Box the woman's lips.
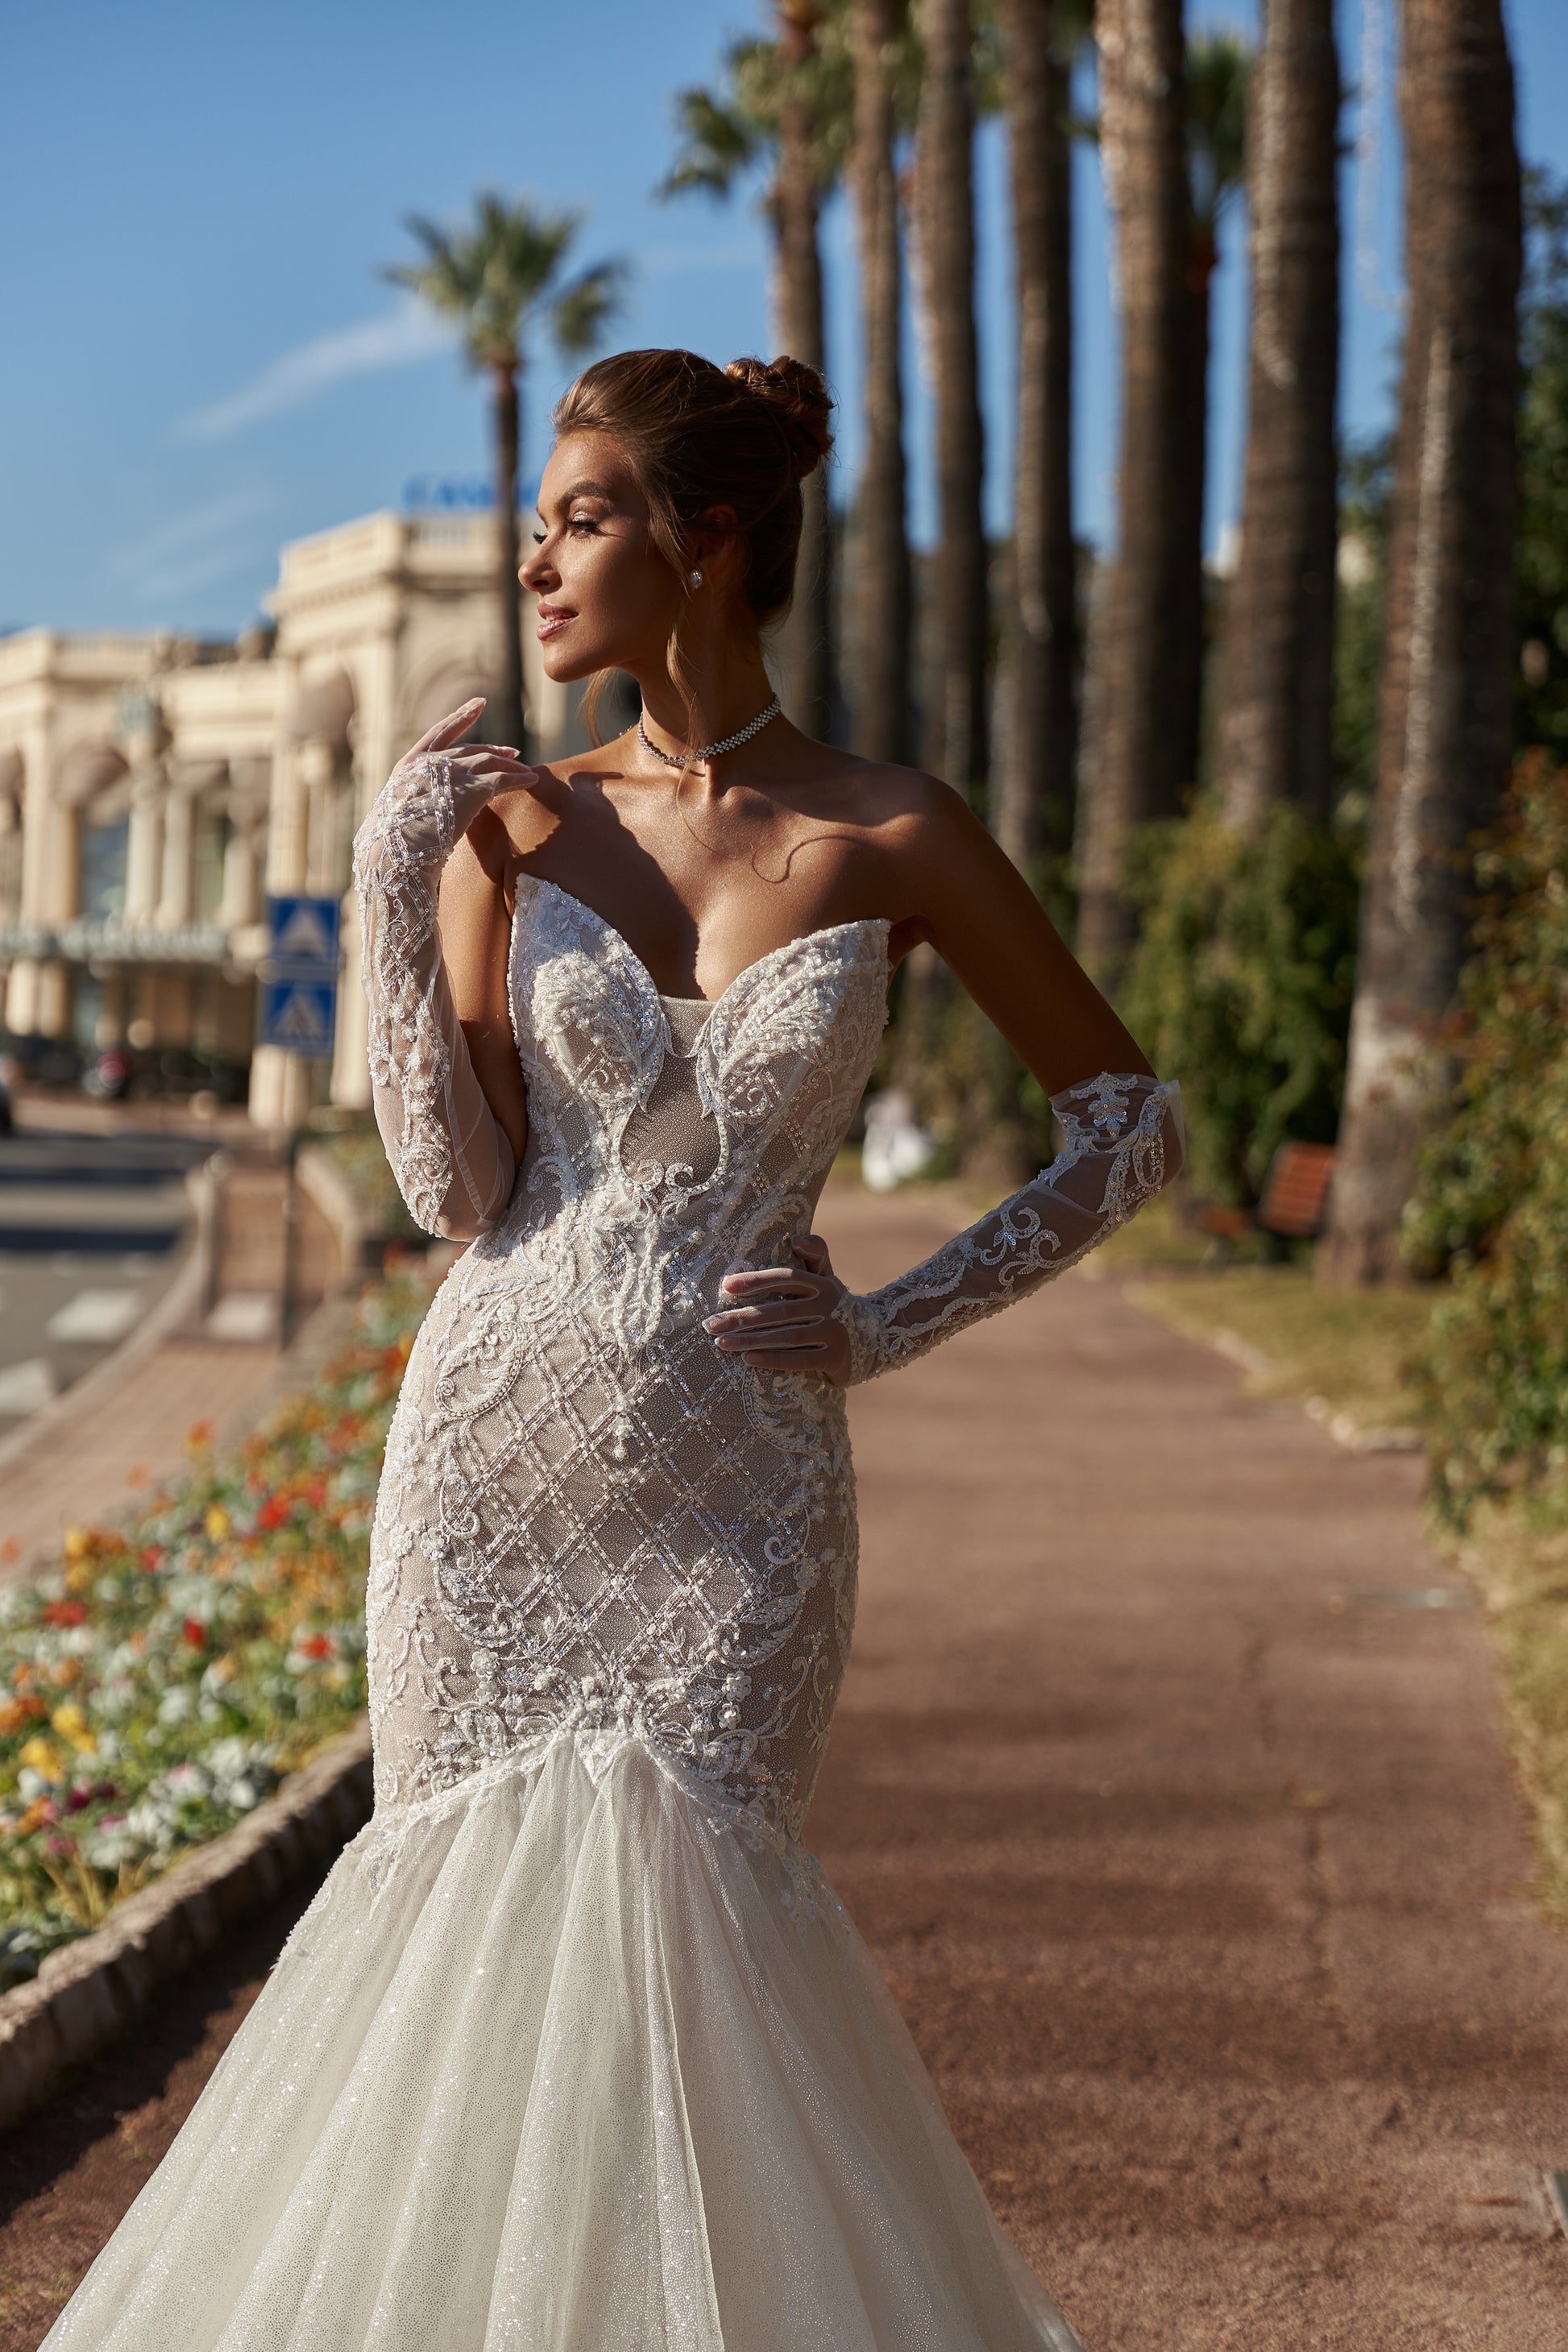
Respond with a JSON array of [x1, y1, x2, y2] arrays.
[[536, 607, 575, 641]]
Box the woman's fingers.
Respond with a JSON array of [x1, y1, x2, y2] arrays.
[[790, 1233, 835, 1277], [408, 699, 487, 758]]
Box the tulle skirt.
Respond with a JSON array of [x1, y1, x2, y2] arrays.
[[41, 1732, 1085, 2350]]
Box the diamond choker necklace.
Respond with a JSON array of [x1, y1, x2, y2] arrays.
[[637, 698, 782, 768]]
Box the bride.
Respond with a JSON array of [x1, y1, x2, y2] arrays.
[[44, 347, 1178, 2350]]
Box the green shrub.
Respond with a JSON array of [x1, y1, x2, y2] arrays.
[[1408, 757, 1568, 1518], [1118, 800, 1359, 1209]]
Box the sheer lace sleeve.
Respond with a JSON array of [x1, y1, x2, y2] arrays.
[[352, 753, 518, 1240], [835, 1071, 1182, 1385]]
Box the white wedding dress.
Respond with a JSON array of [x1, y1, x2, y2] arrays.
[[43, 754, 1177, 2352]]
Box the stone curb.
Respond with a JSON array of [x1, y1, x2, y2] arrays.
[[0, 1720, 372, 2132]]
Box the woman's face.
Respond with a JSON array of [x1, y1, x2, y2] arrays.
[[521, 431, 682, 684]]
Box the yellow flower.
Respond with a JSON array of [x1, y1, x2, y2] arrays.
[[205, 1504, 231, 1541], [18, 1736, 64, 1781], [50, 1703, 97, 1755], [63, 1527, 90, 1562]]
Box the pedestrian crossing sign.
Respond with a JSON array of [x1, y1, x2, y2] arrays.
[[260, 894, 341, 1058], [265, 894, 340, 971], [259, 978, 337, 1057]]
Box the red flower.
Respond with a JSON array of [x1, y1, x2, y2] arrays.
[[181, 1619, 208, 1649], [297, 1633, 334, 1660], [41, 1599, 87, 1628], [256, 1496, 289, 1532], [139, 1545, 166, 1573]]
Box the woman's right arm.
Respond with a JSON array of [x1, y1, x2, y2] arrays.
[[352, 703, 533, 1240]]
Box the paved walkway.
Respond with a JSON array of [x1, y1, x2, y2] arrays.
[[0, 1186, 1565, 2346]]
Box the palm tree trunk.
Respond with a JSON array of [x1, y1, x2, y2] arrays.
[[770, 2, 835, 740], [1318, 0, 1520, 1284], [1169, 221, 1214, 807], [998, 0, 1076, 868], [1215, 0, 1342, 832], [1076, 0, 1192, 974], [491, 362, 527, 754], [913, 0, 989, 801], [849, 0, 914, 765]]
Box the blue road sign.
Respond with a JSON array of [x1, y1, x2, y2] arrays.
[[259, 978, 337, 1057], [265, 894, 341, 972], [259, 895, 341, 1057]]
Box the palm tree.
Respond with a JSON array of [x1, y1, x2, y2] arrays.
[[1318, 0, 1520, 1284], [848, 0, 918, 765], [387, 196, 624, 753], [1076, 0, 1191, 973], [912, 0, 989, 803], [1170, 30, 1251, 799], [1213, 0, 1342, 832], [662, 7, 851, 739], [996, 0, 1086, 868]]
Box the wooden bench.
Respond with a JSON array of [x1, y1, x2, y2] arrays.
[[1197, 1141, 1338, 1244]]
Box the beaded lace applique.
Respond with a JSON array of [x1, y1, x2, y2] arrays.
[[355, 758, 1176, 1861]]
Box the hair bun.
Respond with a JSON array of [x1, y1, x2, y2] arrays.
[[725, 354, 834, 483]]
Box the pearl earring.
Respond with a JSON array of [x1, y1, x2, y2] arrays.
[[690, 568, 703, 587]]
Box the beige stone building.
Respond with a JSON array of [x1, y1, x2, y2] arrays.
[[0, 511, 587, 1126]]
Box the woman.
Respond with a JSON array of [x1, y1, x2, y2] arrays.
[[45, 350, 1178, 2350]]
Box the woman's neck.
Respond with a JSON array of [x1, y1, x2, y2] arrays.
[[632, 646, 778, 765]]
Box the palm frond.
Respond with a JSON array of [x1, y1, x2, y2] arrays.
[[1187, 29, 1253, 230], [551, 259, 629, 357], [658, 85, 762, 199], [384, 193, 628, 372]]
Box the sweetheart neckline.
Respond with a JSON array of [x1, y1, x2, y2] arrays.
[[511, 873, 891, 1017]]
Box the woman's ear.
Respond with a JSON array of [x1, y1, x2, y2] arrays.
[[689, 504, 741, 588]]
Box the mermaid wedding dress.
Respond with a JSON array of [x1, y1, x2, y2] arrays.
[[42, 753, 1177, 2352]]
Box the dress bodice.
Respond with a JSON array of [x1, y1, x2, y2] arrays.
[[469, 876, 892, 1348], [366, 878, 891, 1845]]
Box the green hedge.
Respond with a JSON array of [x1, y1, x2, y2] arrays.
[[1408, 757, 1568, 1519]]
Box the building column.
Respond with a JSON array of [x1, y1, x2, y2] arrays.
[[218, 807, 263, 929], [249, 732, 316, 1131], [123, 765, 165, 927], [156, 786, 195, 930]]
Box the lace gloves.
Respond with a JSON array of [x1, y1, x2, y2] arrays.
[[353, 754, 517, 1239], [833, 1072, 1181, 1385]]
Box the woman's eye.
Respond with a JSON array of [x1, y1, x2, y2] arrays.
[[569, 515, 599, 535], [530, 531, 545, 545]]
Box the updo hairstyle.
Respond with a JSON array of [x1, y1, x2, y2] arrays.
[[552, 348, 833, 740]]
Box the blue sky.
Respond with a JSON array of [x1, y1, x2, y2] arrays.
[[3, 0, 1564, 637]]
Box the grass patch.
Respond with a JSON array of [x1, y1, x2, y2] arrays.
[[1123, 1264, 1440, 1434]]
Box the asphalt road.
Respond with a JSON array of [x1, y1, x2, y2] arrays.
[[0, 1130, 211, 1430]]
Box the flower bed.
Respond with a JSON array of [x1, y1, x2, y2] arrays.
[[0, 1259, 436, 1990]]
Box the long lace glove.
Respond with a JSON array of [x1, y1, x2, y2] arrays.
[[834, 1072, 1182, 1385], [352, 753, 518, 1239]]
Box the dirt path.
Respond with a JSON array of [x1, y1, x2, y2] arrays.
[[2, 1186, 1565, 2347]]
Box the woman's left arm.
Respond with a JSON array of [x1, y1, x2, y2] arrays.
[[708, 789, 1183, 1383]]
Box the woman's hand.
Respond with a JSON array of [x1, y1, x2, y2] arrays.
[[399, 699, 539, 818], [704, 1234, 853, 1383]]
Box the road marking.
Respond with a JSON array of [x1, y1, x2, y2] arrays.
[[45, 1290, 143, 1345], [0, 1359, 57, 1414]]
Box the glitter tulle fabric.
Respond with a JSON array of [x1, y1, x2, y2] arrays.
[[39, 753, 1179, 2350]]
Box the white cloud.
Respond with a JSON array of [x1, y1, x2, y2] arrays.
[[178, 298, 452, 442], [107, 489, 275, 606]]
